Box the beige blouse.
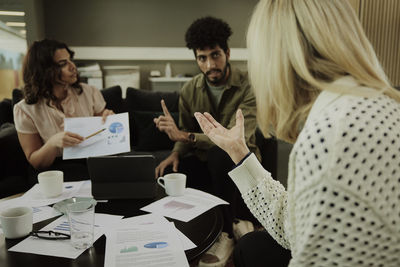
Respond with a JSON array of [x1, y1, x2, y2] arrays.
[[13, 83, 106, 150]]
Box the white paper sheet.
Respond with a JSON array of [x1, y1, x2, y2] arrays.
[[32, 206, 62, 223], [110, 213, 170, 228], [63, 112, 130, 159], [0, 181, 85, 212], [72, 180, 93, 198], [106, 214, 196, 251], [140, 188, 229, 222], [104, 214, 189, 267], [170, 222, 196, 251], [9, 213, 123, 259]]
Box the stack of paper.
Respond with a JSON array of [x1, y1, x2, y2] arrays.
[[141, 188, 229, 222], [77, 63, 103, 89], [104, 214, 192, 267], [103, 65, 140, 98]]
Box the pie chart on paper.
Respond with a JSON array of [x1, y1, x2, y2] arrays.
[[109, 122, 124, 134], [144, 242, 168, 249]]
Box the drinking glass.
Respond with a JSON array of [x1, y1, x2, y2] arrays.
[[66, 200, 96, 249]]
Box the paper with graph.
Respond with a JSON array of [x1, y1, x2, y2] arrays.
[[104, 214, 190, 267], [140, 188, 229, 222], [63, 112, 130, 159]]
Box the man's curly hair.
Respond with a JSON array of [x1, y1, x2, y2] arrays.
[[185, 16, 232, 54]]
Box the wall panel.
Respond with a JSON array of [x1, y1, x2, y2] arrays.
[[348, 0, 360, 15], [359, 0, 400, 86]]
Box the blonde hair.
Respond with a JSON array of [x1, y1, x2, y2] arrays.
[[247, 0, 400, 143]]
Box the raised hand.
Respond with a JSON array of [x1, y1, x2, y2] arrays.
[[194, 109, 250, 164], [154, 99, 187, 142], [101, 108, 115, 123]]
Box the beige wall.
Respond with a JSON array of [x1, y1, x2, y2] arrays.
[[359, 0, 400, 86], [0, 70, 22, 100], [348, 0, 360, 15], [348, 0, 400, 86]]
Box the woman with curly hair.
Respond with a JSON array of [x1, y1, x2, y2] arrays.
[[14, 39, 113, 177]]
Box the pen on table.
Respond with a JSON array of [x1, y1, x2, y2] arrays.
[[85, 128, 106, 140]]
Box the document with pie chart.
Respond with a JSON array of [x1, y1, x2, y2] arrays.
[[63, 112, 130, 159]]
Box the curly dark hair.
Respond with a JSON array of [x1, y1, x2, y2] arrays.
[[185, 16, 232, 54], [22, 39, 82, 105]]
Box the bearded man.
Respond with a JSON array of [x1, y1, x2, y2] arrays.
[[154, 16, 260, 267]]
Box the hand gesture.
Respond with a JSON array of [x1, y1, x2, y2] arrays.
[[101, 108, 115, 123], [194, 109, 250, 164], [155, 151, 180, 178], [48, 131, 84, 148], [154, 99, 185, 142]]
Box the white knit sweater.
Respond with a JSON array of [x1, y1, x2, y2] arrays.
[[229, 77, 400, 266]]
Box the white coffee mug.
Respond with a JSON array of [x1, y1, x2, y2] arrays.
[[157, 173, 186, 196], [38, 170, 64, 198], [0, 206, 33, 239]]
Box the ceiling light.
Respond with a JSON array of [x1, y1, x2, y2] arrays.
[[0, 11, 25, 16], [6, 22, 26, 27]]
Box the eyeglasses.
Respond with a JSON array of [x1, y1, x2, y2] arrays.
[[30, 230, 70, 240]]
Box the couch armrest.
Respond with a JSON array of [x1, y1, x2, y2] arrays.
[[0, 98, 13, 127], [0, 123, 29, 179]]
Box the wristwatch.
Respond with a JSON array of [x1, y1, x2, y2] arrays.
[[188, 132, 196, 143]]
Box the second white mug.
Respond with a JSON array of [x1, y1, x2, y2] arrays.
[[37, 170, 64, 198], [157, 173, 186, 196]]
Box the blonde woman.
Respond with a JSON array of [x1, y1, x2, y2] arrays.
[[195, 0, 400, 266]]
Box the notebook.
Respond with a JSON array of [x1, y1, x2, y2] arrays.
[[87, 155, 156, 199]]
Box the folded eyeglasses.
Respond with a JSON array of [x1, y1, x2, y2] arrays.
[[30, 230, 70, 240]]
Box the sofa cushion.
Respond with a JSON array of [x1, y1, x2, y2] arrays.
[[100, 85, 124, 113], [12, 88, 23, 106], [125, 87, 179, 112], [131, 111, 178, 151], [0, 98, 13, 126], [125, 88, 180, 150]]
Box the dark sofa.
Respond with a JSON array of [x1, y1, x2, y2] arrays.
[[0, 86, 277, 198]]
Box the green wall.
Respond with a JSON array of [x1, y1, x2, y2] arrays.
[[42, 0, 258, 48], [29, 0, 258, 89]]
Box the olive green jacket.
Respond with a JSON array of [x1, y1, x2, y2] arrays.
[[172, 67, 260, 161]]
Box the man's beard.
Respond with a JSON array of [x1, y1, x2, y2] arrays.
[[203, 63, 229, 86]]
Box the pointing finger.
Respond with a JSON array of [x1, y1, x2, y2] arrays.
[[161, 99, 171, 116]]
